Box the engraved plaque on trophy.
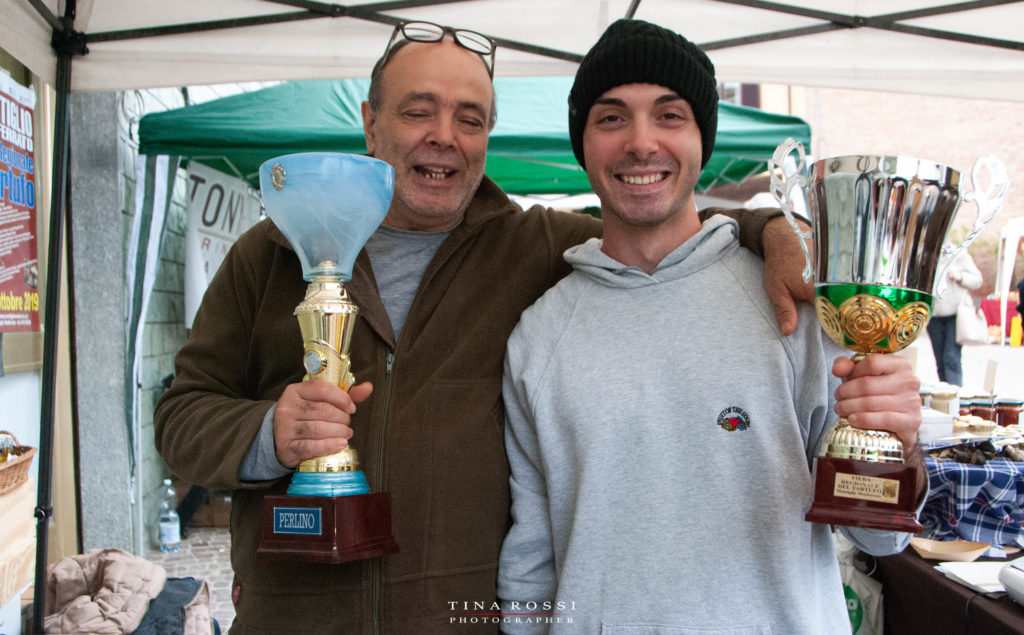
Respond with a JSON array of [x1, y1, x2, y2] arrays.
[[770, 139, 1007, 532], [255, 152, 399, 563]]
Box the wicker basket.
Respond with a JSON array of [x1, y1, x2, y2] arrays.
[[0, 431, 36, 498]]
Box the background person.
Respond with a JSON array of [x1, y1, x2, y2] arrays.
[[926, 245, 983, 385], [1016, 239, 1023, 326], [497, 19, 924, 633], [155, 21, 814, 634]]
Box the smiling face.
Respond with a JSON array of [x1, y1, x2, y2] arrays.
[[361, 38, 494, 232], [583, 82, 703, 228], [582, 83, 704, 270]]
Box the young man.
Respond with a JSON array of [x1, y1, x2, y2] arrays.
[[498, 19, 924, 633], [156, 21, 816, 633]]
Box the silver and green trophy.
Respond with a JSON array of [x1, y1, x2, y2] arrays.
[[770, 139, 1006, 532], [255, 152, 399, 563]]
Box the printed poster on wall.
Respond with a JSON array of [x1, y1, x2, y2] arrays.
[[0, 73, 38, 333], [184, 162, 261, 328]]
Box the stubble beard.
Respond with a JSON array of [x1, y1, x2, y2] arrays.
[[602, 158, 701, 228]]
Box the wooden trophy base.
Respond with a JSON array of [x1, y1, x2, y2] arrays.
[[257, 492, 399, 564], [805, 456, 923, 533]]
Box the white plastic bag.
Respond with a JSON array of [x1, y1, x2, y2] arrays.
[[956, 297, 989, 346], [835, 534, 884, 635]]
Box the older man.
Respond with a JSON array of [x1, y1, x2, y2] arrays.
[[156, 21, 809, 634], [498, 19, 924, 633]]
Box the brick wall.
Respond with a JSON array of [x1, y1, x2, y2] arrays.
[[116, 88, 190, 549]]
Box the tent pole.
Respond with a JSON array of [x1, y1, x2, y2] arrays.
[[32, 37, 73, 635]]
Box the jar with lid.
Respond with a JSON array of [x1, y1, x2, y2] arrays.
[[971, 396, 996, 422], [920, 386, 932, 409], [995, 397, 1023, 427], [959, 396, 975, 417]]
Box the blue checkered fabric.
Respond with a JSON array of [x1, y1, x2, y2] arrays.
[[920, 457, 1024, 550]]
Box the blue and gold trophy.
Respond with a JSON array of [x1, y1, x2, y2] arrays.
[[255, 152, 399, 563]]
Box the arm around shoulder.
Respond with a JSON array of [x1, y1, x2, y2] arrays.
[[700, 206, 784, 257], [708, 206, 816, 335], [541, 206, 603, 251]]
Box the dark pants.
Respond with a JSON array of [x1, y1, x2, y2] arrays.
[[177, 485, 211, 537], [927, 314, 962, 386]]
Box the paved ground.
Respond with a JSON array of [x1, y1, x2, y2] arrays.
[[142, 341, 1023, 634], [145, 527, 234, 632]]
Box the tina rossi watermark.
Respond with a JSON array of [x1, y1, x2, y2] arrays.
[[447, 600, 577, 625]]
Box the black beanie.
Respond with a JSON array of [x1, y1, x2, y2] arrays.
[[568, 19, 718, 170]]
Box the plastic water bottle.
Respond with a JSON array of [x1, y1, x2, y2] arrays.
[[158, 478, 181, 553]]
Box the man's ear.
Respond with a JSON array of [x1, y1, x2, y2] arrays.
[[361, 101, 377, 155]]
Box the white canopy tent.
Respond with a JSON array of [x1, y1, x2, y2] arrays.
[[3, 0, 1023, 627], [2, 0, 1023, 98]]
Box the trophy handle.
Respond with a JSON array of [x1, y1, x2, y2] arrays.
[[768, 138, 814, 283], [934, 154, 1008, 296]]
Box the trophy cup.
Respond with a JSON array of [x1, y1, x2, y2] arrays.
[[255, 152, 400, 563], [769, 139, 1007, 532]]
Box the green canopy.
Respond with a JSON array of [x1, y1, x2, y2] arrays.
[[139, 77, 810, 195]]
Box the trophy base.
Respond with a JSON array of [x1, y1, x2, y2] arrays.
[[805, 456, 923, 533], [257, 493, 399, 564]]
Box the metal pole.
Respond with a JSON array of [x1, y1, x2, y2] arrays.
[[31, 32, 73, 635]]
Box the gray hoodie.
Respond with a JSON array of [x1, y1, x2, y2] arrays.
[[498, 215, 912, 634]]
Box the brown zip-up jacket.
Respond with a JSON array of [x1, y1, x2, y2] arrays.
[[154, 176, 774, 633]]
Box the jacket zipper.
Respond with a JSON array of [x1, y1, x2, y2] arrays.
[[372, 351, 395, 635]]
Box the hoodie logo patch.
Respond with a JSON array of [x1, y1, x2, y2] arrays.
[[717, 406, 750, 431]]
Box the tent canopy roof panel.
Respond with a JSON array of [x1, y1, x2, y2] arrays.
[[3, 0, 1023, 100]]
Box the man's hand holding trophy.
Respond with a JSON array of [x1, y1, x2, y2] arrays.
[[769, 139, 1007, 532], [255, 152, 400, 563]]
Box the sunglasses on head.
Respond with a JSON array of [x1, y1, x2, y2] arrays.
[[381, 21, 496, 77]]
